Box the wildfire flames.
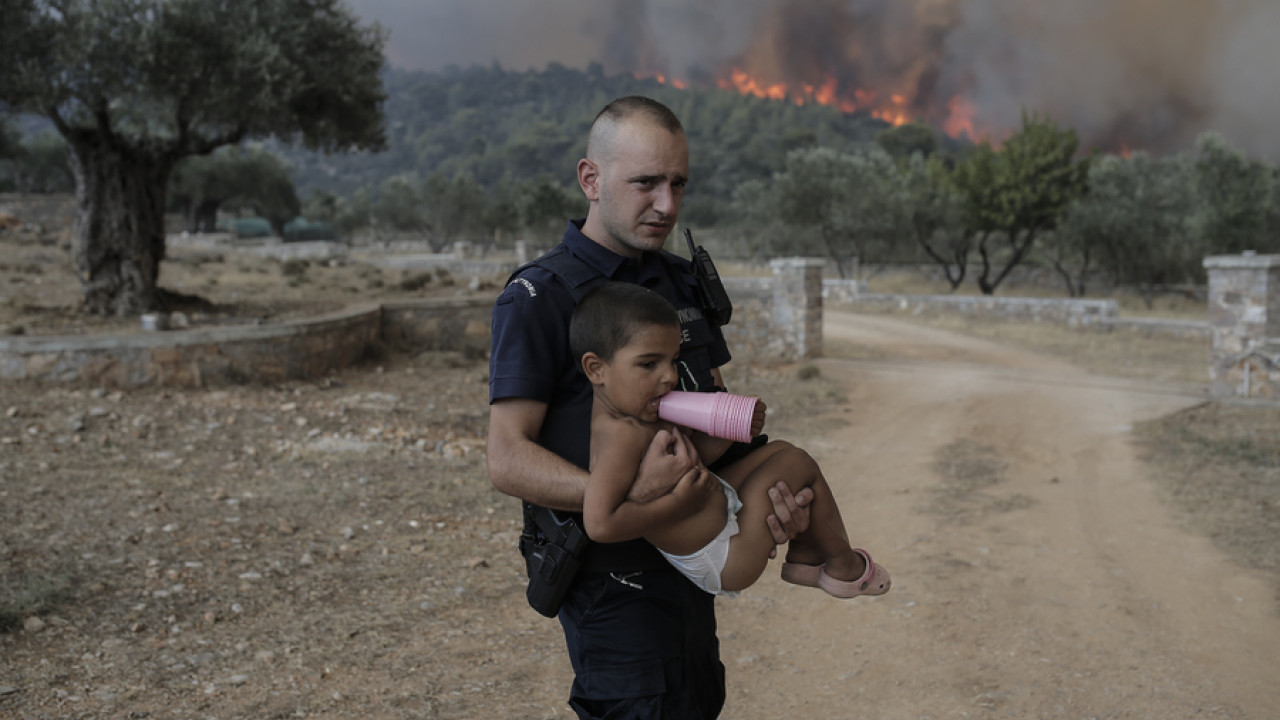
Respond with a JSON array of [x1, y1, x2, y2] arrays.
[[640, 67, 979, 140], [719, 68, 930, 128], [624, 0, 987, 142]]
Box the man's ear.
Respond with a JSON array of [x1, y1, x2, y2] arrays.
[[577, 158, 601, 203], [581, 352, 606, 383]]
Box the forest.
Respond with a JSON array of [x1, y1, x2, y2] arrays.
[[5, 60, 1280, 299]]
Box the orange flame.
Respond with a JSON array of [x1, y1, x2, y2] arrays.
[[639, 68, 977, 138], [942, 95, 976, 139]]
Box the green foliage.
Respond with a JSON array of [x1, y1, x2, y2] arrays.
[[283, 217, 336, 242], [302, 188, 370, 238], [513, 176, 586, 236], [773, 146, 906, 277], [1191, 132, 1278, 255], [953, 112, 1089, 294], [0, 0, 387, 155], [1056, 152, 1199, 300], [277, 64, 889, 235], [169, 145, 300, 233], [875, 122, 939, 161], [900, 154, 968, 289], [0, 128, 73, 192]]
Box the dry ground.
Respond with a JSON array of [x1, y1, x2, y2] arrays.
[[3, 229, 1279, 719]]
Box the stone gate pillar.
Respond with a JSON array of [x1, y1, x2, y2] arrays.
[[768, 257, 825, 360], [1204, 252, 1280, 399]]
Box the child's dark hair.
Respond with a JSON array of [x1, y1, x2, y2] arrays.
[[570, 282, 680, 362]]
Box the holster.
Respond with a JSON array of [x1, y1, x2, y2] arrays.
[[518, 502, 589, 618]]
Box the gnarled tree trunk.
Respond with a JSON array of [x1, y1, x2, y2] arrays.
[[67, 136, 172, 315]]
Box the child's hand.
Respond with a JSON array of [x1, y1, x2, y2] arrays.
[[750, 396, 767, 438], [629, 426, 699, 503], [671, 465, 716, 517]]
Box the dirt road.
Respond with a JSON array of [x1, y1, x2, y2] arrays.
[[714, 311, 1280, 719], [5, 307, 1279, 719]]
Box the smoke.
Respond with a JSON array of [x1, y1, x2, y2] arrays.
[[346, 0, 1280, 158]]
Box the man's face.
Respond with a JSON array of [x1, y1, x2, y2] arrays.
[[581, 121, 689, 258]]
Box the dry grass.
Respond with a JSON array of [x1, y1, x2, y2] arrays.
[[838, 303, 1209, 386], [1134, 403, 1280, 581]]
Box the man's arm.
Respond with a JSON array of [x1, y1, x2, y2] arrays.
[[487, 397, 702, 510], [487, 398, 587, 511]]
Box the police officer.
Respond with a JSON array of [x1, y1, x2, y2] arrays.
[[488, 96, 813, 719]]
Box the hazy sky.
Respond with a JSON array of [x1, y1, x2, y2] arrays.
[[345, 0, 1280, 158]]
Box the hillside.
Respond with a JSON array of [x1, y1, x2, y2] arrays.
[[275, 63, 942, 223]]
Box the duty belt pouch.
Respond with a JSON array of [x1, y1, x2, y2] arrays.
[[519, 502, 589, 617]]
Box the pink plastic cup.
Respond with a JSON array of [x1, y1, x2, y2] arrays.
[[658, 390, 760, 443]]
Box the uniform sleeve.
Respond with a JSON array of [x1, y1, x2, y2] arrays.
[[488, 272, 573, 404]]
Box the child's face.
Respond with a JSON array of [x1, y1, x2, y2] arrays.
[[596, 322, 682, 422]]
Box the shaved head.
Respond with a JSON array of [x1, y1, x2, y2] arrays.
[[586, 96, 685, 163]]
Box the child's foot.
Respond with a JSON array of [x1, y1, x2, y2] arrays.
[[817, 549, 890, 599], [780, 561, 823, 588]]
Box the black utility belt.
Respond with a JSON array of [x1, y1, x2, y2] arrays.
[[520, 505, 670, 616], [582, 539, 669, 573]]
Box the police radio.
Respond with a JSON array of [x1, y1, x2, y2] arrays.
[[684, 229, 733, 327]]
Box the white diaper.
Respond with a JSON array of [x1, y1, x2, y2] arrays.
[[659, 476, 743, 597]]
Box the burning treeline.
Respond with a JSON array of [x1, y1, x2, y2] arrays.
[[590, 0, 1280, 157]]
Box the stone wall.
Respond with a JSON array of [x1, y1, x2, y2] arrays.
[[380, 298, 493, 358], [0, 261, 822, 387], [1204, 253, 1280, 400], [719, 258, 825, 363], [825, 280, 1120, 327], [14, 252, 1221, 389], [1, 305, 382, 386]]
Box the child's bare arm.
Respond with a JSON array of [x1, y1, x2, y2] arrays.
[[584, 420, 714, 543]]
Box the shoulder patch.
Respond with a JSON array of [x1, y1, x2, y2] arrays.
[[511, 277, 537, 297]]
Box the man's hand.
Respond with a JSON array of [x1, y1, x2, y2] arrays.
[[628, 427, 699, 503], [765, 483, 813, 557]]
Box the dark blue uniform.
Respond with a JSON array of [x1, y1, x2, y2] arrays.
[[489, 220, 731, 719]]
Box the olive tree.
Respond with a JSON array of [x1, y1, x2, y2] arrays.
[[0, 0, 386, 314], [900, 154, 968, 290], [1056, 152, 1198, 302], [1190, 132, 1277, 256], [169, 146, 300, 234], [774, 146, 903, 278], [953, 112, 1089, 295]]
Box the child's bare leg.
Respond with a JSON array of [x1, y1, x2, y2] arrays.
[[716, 444, 863, 592]]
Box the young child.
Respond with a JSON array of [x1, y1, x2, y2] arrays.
[[570, 281, 890, 597]]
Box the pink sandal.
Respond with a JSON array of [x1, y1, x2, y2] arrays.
[[817, 549, 890, 599]]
